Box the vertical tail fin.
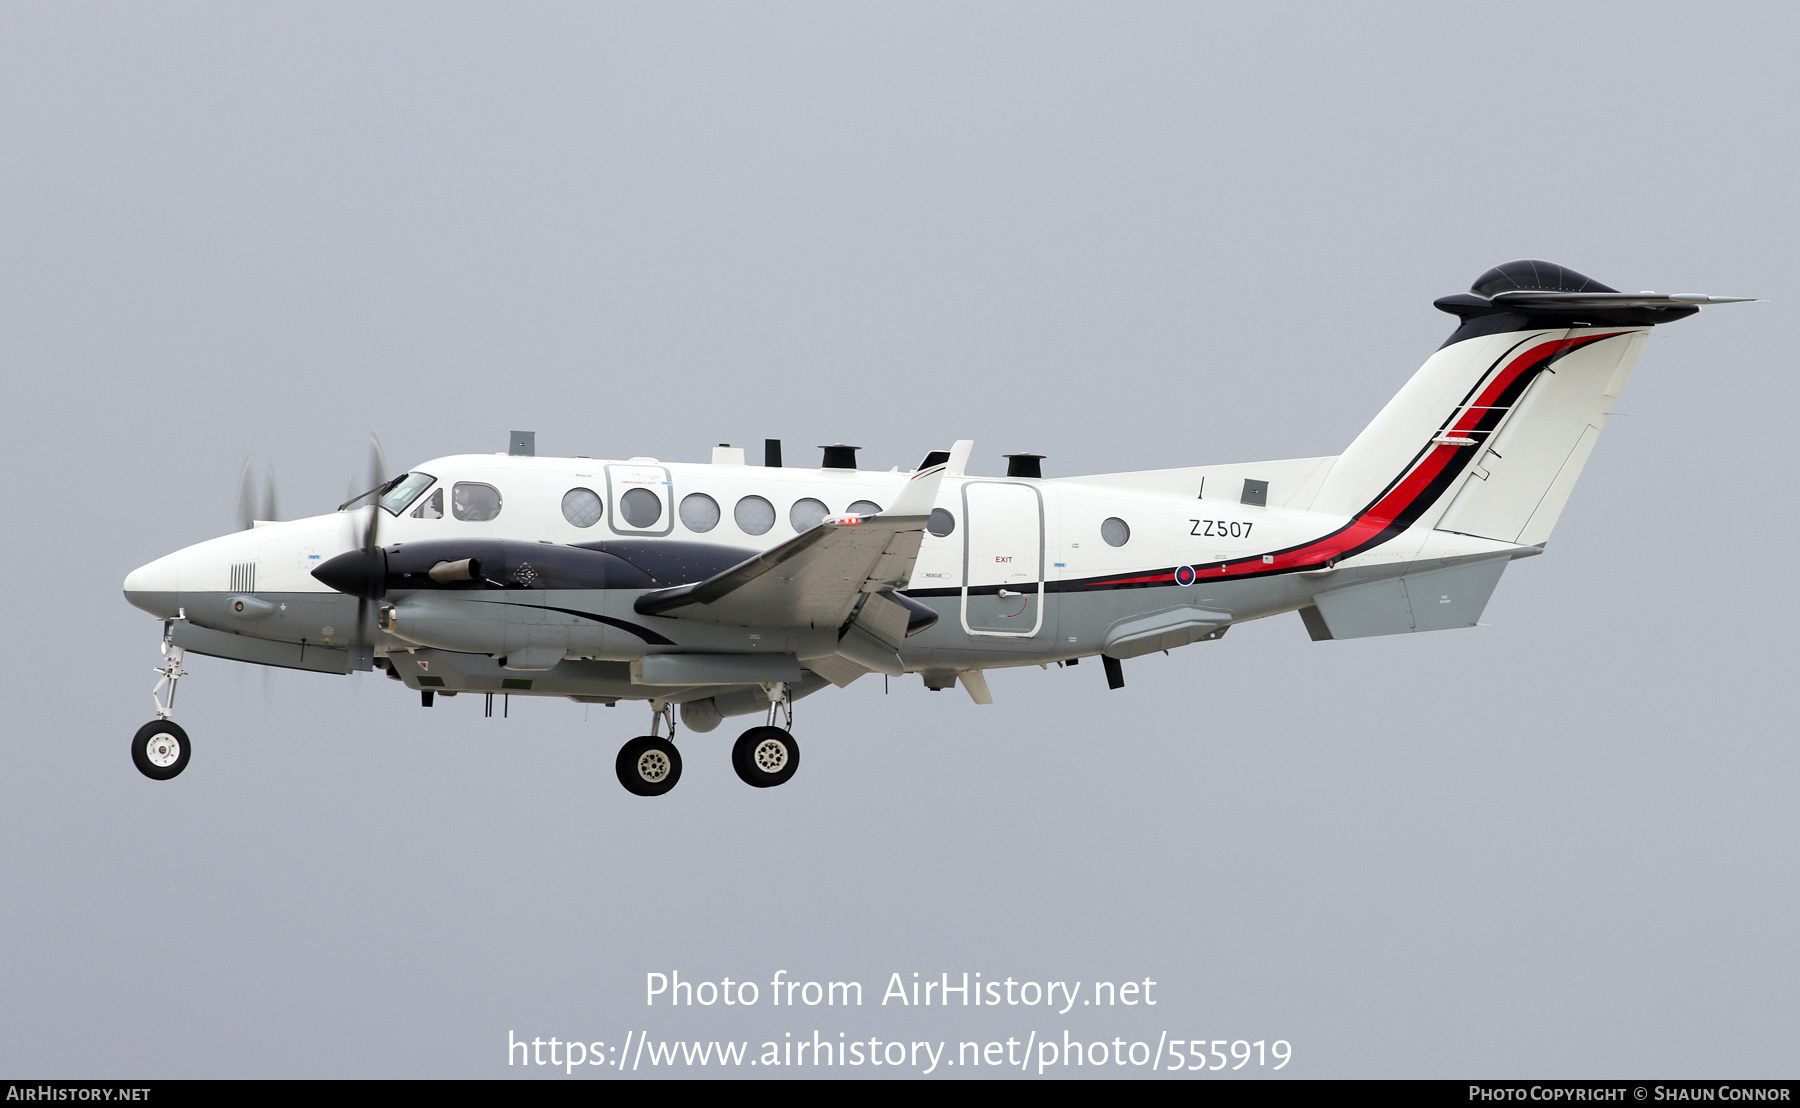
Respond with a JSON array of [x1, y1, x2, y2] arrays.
[[1312, 261, 1744, 546]]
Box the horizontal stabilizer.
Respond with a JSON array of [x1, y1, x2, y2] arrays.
[[1489, 290, 1756, 310]]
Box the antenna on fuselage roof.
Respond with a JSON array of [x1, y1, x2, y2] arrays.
[[764, 439, 782, 468], [509, 431, 536, 457], [1004, 454, 1044, 479], [819, 444, 860, 470]]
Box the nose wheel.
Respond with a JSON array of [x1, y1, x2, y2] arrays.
[[133, 719, 191, 780]]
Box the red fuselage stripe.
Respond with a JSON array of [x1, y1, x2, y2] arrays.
[[1083, 331, 1626, 589]]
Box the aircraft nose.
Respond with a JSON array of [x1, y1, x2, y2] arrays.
[[123, 552, 182, 617]]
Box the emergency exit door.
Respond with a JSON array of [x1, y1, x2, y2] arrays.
[[961, 481, 1044, 636]]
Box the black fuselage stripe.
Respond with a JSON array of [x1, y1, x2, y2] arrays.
[[509, 603, 678, 645]]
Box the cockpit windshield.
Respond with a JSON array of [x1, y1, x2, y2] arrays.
[[340, 472, 435, 515], [378, 472, 436, 515]]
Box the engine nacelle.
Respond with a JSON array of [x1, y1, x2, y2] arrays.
[[383, 593, 602, 660]]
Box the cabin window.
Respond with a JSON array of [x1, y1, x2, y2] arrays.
[[789, 498, 830, 533], [1101, 517, 1131, 547], [619, 487, 663, 528], [680, 493, 721, 533], [561, 487, 603, 528], [735, 495, 775, 536], [927, 508, 955, 537], [846, 499, 882, 518], [411, 488, 444, 519], [452, 482, 503, 522]]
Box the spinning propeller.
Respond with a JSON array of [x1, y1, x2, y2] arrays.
[[235, 459, 280, 531], [341, 434, 390, 652]]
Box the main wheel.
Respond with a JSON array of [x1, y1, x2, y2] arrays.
[[615, 735, 682, 797], [732, 726, 799, 788], [132, 719, 191, 781]]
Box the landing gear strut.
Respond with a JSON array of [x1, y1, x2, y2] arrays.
[[133, 619, 192, 780], [615, 700, 681, 796], [732, 682, 799, 789]]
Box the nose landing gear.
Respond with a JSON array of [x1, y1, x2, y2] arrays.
[[133, 620, 192, 780], [133, 719, 191, 780]]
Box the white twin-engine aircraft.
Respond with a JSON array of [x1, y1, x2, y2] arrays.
[[123, 261, 1749, 795]]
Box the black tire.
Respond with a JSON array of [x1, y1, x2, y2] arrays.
[[615, 735, 682, 797], [732, 726, 800, 788], [132, 719, 191, 781]]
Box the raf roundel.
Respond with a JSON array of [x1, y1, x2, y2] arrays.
[[1174, 564, 1197, 587]]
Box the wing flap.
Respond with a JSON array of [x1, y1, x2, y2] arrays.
[[853, 592, 911, 645], [801, 652, 870, 688]]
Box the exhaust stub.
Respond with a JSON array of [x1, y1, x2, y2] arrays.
[[428, 558, 481, 583]]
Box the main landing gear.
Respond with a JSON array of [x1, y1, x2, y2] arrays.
[[616, 702, 683, 797], [732, 681, 799, 788], [133, 621, 192, 780], [732, 726, 799, 788], [611, 684, 802, 796]]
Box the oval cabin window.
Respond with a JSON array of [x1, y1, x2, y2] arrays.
[[680, 493, 721, 533], [562, 488, 603, 528], [735, 495, 776, 536]]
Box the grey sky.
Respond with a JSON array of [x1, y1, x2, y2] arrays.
[[3, 2, 1795, 1077]]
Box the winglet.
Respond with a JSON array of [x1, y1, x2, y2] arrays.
[[886, 453, 952, 519]]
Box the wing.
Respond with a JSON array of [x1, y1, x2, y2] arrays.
[[633, 457, 953, 682], [634, 513, 928, 629]]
